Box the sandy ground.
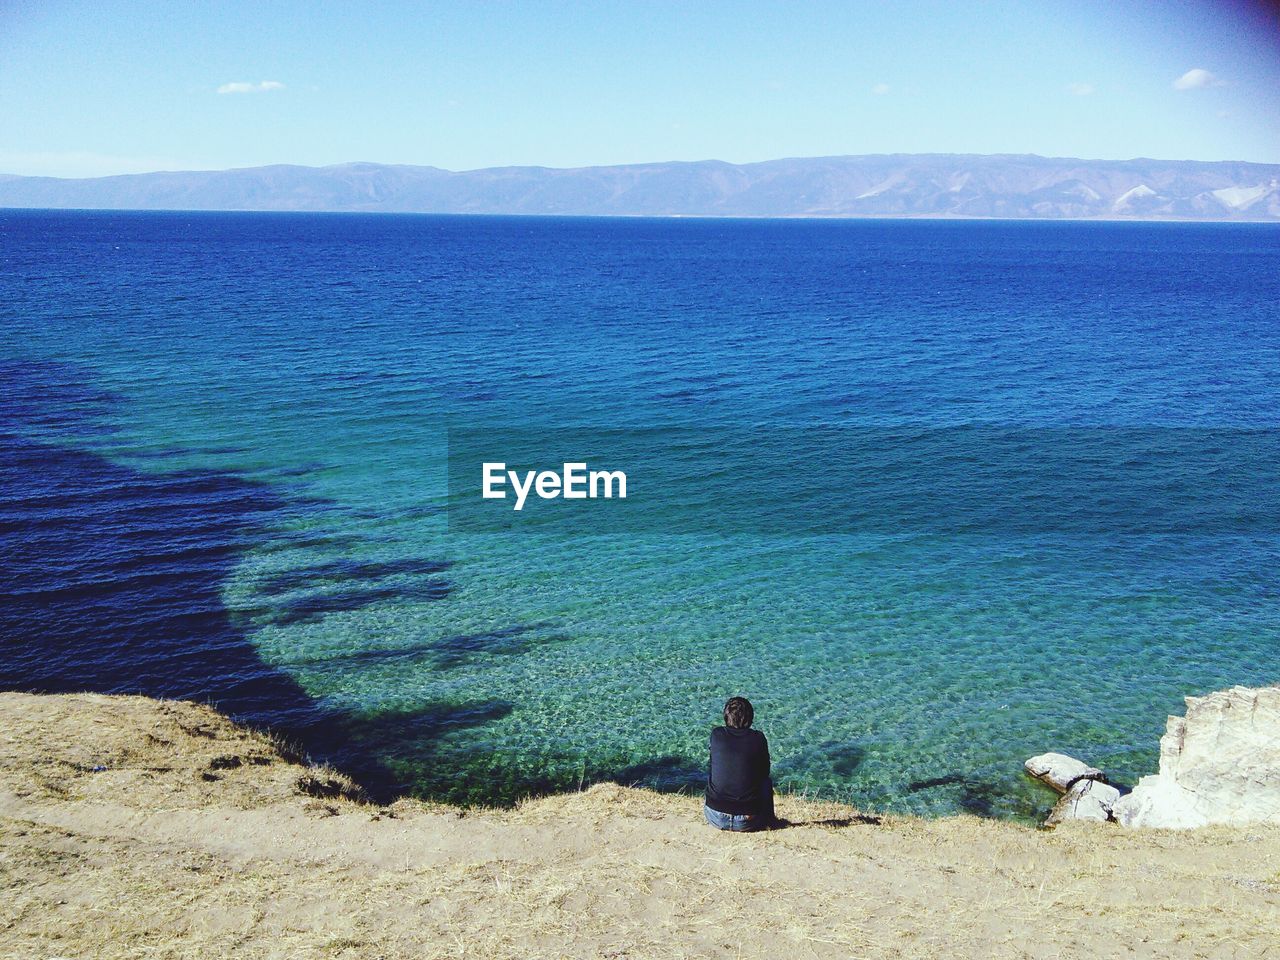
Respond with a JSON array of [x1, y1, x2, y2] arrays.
[[1, 692, 1278, 960]]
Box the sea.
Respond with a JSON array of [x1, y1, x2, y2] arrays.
[[2, 209, 1277, 820]]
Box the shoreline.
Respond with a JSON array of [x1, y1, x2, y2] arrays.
[[3, 691, 1277, 959], [5, 205, 1280, 224]]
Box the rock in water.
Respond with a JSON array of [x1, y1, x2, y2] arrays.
[[1113, 686, 1280, 829], [1045, 778, 1122, 826], [1024, 753, 1106, 793]]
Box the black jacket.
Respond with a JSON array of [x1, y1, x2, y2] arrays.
[[705, 726, 773, 817]]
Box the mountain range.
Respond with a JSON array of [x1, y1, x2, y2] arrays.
[[2, 154, 1279, 220]]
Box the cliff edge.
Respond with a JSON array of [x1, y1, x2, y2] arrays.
[[1113, 686, 1280, 829]]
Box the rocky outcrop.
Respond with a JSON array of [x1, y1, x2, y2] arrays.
[[1024, 753, 1106, 794], [1045, 778, 1121, 826], [1024, 752, 1117, 825], [1112, 686, 1280, 829], [1026, 685, 1280, 829]]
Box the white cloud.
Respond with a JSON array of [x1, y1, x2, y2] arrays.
[[216, 80, 285, 95], [1172, 68, 1221, 91], [1066, 82, 1095, 96], [871, 83, 891, 96]]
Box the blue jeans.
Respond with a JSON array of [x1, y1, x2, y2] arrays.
[[704, 803, 767, 832]]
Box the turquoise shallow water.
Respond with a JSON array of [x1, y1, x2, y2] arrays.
[[2, 211, 1278, 819]]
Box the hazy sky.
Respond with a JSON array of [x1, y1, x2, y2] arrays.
[[1, 0, 1278, 177]]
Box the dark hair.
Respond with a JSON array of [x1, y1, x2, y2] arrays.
[[723, 697, 754, 729]]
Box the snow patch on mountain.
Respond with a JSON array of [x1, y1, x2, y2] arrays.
[[1212, 184, 1272, 210], [1112, 184, 1159, 212]]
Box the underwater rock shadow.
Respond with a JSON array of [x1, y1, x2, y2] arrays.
[[246, 579, 456, 628], [0, 363, 478, 798], [255, 557, 454, 596], [609, 755, 706, 792], [0, 359, 120, 435], [907, 772, 1007, 818], [0, 433, 313, 719], [0, 429, 510, 802], [281, 623, 570, 675], [323, 699, 517, 803]]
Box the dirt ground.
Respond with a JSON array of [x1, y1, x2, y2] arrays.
[[1, 691, 1277, 959]]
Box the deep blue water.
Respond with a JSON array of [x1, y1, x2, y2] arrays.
[[2, 210, 1278, 818]]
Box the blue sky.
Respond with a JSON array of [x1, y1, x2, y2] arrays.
[[1, 0, 1278, 177]]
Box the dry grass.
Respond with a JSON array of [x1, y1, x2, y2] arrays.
[[2, 692, 1278, 960]]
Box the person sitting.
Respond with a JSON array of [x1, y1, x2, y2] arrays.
[[704, 696, 776, 831]]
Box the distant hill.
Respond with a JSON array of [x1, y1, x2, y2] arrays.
[[2, 154, 1279, 220]]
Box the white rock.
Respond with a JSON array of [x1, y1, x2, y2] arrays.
[[1113, 686, 1280, 829], [1024, 752, 1105, 794], [1045, 778, 1122, 826]]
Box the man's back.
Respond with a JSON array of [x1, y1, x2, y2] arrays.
[[705, 725, 772, 817]]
